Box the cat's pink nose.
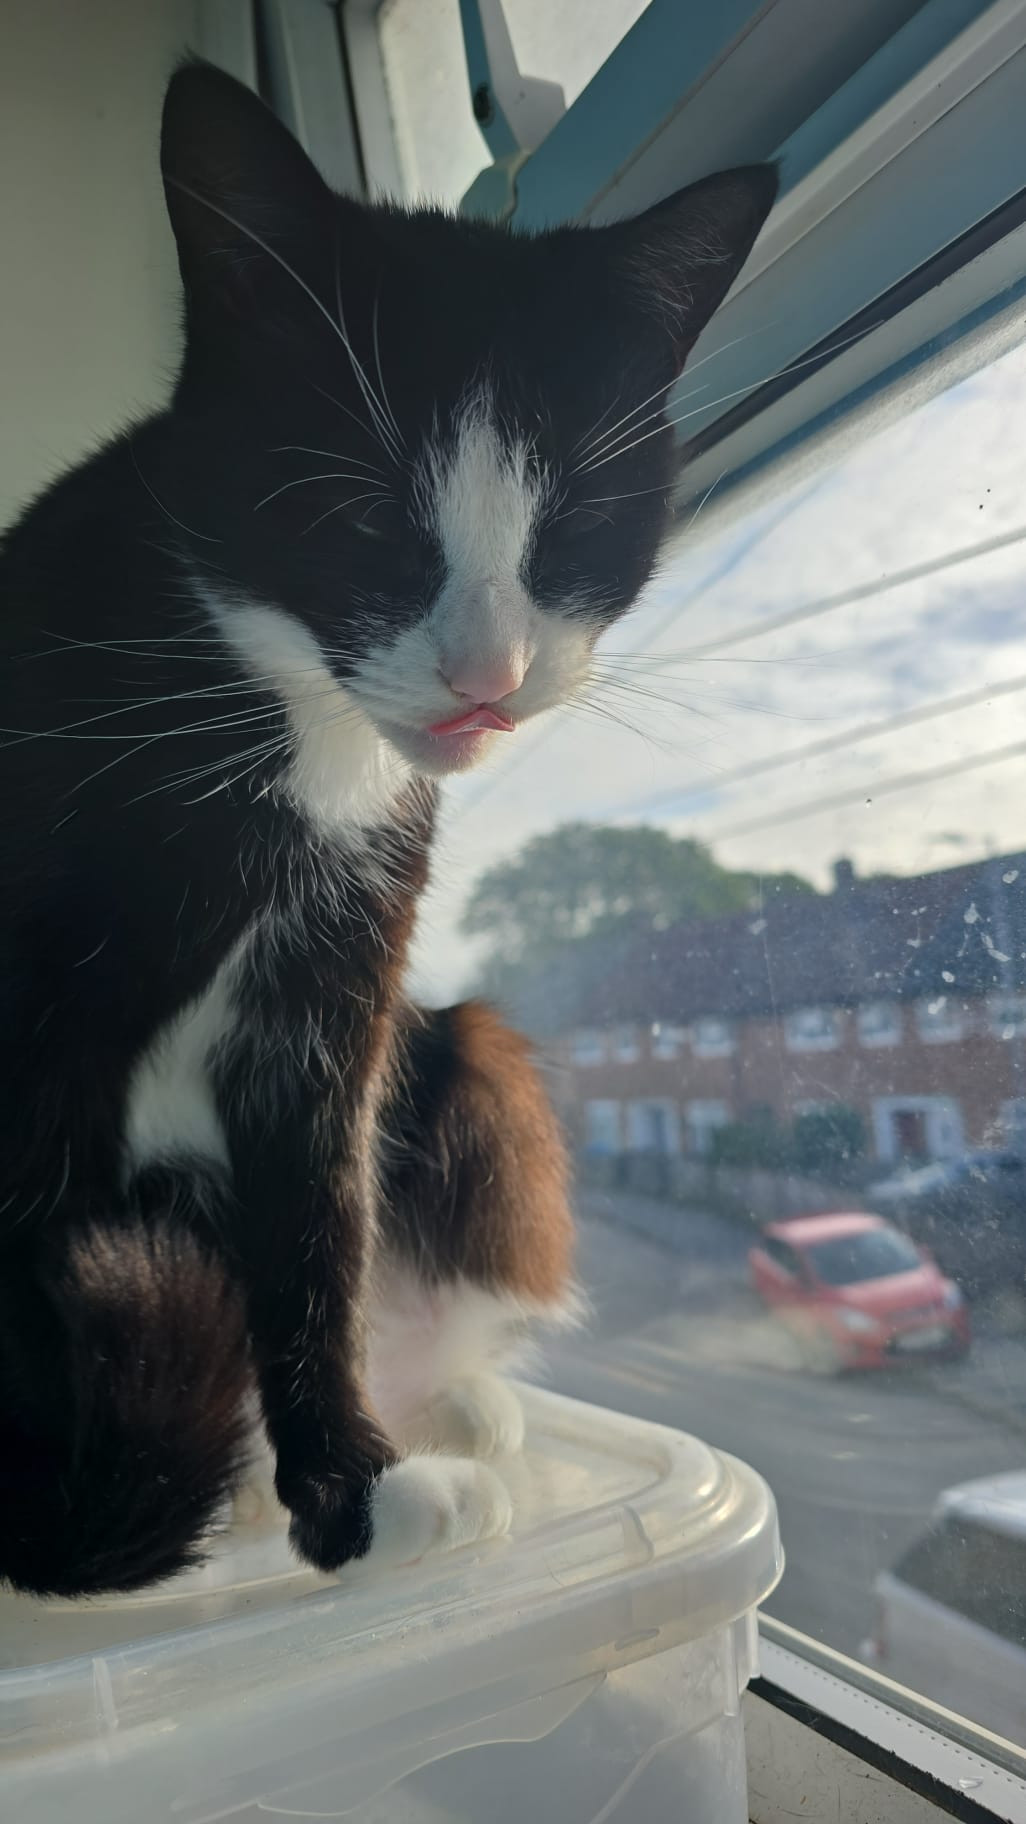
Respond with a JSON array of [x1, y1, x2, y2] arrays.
[[440, 657, 526, 705]]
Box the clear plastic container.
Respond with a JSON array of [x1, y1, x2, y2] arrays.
[[0, 1387, 782, 1823]]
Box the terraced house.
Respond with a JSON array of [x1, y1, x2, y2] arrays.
[[555, 852, 1026, 1168]]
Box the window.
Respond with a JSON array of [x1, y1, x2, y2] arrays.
[[583, 1099, 621, 1155], [611, 1024, 640, 1063], [989, 994, 1026, 1041], [761, 1236, 802, 1277], [685, 1100, 730, 1156], [805, 1228, 921, 1286], [650, 1022, 685, 1060], [692, 1017, 734, 1058], [11, 0, 1026, 1809], [871, 1097, 964, 1164], [915, 996, 965, 1044], [784, 1006, 841, 1052], [892, 1516, 1026, 1650], [416, 296, 1026, 1755], [571, 1029, 606, 1067], [856, 1001, 903, 1048], [627, 1099, 680, 1154]]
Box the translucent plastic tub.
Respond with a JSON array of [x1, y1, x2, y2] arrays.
[[0, 1388, 782, 1823]]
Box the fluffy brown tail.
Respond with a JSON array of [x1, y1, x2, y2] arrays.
[[0, 1220, 251, 1597]]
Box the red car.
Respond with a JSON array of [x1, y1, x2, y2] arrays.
[[748, 1212, 970, 1371]]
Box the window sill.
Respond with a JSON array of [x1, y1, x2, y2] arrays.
[[749, 1621, 1026, 1822]]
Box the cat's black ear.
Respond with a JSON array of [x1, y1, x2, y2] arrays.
[[161, 59, 334, 318], [612, 166, 778, 370]]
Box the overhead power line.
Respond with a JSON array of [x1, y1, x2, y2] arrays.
[[460, 523, 1026, 819], [646, 522, 1026, 665], [705, 738, 1026, 844], [630, 671, 1026, 819]]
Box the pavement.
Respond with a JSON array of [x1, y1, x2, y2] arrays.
[[536, 1191, 1026, 1712]]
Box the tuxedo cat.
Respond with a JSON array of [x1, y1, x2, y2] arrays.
[[0, 59, 775, 1595]]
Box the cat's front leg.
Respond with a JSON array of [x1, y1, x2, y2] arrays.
[[220, 1051, 511, 1572]]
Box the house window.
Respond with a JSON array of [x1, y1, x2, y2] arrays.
[[988, 993, 1026, 1040], [1000, 1099, 1026, 1144], [583, 1099, 621, 1154], [611, 1023, 640, 1063], [871, 1097, 965, 1163], [915, 996, 965, 1043], [686, 1100, 730, 1156], [571, 1029, 606, 1067], [651, 1022, 686, 1060], [627, 1099, 680, 1154], [856, 1000, 903, 1048], [692, 1016, 734, 1058], [783, 1006, 841, 1052]]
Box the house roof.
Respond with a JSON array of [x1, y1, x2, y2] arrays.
[[567, 849, 1026, 1028]]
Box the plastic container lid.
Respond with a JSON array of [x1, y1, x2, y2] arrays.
[[0, 1387, 782, 1798]]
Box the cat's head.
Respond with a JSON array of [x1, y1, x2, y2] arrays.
[[160, 61, 775, 778]]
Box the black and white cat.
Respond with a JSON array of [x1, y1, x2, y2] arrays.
[[0, 61, 775, 1595]]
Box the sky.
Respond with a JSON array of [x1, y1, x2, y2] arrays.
[[408, 337, 1026, 1001]]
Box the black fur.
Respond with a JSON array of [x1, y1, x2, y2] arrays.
[[0, 59, 776, 1594]]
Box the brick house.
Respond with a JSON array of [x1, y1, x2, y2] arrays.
[[552, 852, 1026, 1167]]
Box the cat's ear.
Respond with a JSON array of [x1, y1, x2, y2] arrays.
[[612, 166, 778, 370], [161, 59, 335, 319]]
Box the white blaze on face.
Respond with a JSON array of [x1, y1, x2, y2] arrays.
[[425, 396, 545, 699]]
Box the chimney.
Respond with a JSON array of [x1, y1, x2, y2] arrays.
[[833, 858, 856, 892]]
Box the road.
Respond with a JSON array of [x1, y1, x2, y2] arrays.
[[538, 1193, 1026, 1668]]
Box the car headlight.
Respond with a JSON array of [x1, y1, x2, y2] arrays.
[[942, 1283, 964, 1310], [836, 1308, 880, 1335]]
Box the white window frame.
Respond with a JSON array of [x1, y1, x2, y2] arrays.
[[749, 1623, 1026, 1823], [988, 992, 1026, 1040], [571, 1028, 606, 1067], [784, 1005, 842, 1053], [650, 1022, 686, 1061], [686, 1099, 730, 1156], [871, 1096, 965, 1165], [915, 995, 965, 1045], [857, 999, 904, 1048], [692, 1016, 735, 1059], [582, 1098, 621, 1155], [626, 1097, 681, 1155], [611, 1023, 640, 1064]]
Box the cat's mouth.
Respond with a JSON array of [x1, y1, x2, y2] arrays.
[[372, 704, 518, 776], [426, 706, 516, 737]]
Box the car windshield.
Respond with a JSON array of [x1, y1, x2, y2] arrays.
[[805, 1229, 923, 1285]]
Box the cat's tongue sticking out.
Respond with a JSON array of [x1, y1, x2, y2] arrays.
[[427, 707, 516, 736]]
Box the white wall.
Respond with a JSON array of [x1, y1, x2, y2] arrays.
[[0, 1, 224, 528]]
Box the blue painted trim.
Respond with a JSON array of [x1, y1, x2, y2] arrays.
[[776, 0, 993, 190], [689, 264, 1026, 516], [457, 0, 519, 163], [491, 0, 770, 228]]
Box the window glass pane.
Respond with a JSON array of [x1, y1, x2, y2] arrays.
[[378, 0, 650, 202], [414, 325, 1026, 1750]]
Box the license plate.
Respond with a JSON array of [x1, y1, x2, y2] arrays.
[[896, 1325, 948, 1352]]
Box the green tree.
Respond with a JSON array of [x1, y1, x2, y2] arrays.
[[462, 822, 813, 963]]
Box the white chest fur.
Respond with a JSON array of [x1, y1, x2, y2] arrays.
[[123, 943, 243, 1178]]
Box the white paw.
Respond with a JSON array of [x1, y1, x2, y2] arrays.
[[363, 1454, 513, 1567], [395, 1373, 525, 1459]]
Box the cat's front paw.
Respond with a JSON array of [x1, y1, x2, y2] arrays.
[[281, 1453, 513, 1572], [364, 1455, 513, 1566], [396, 1373, 525, 1459], [281, 1469, 376, 1570]]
